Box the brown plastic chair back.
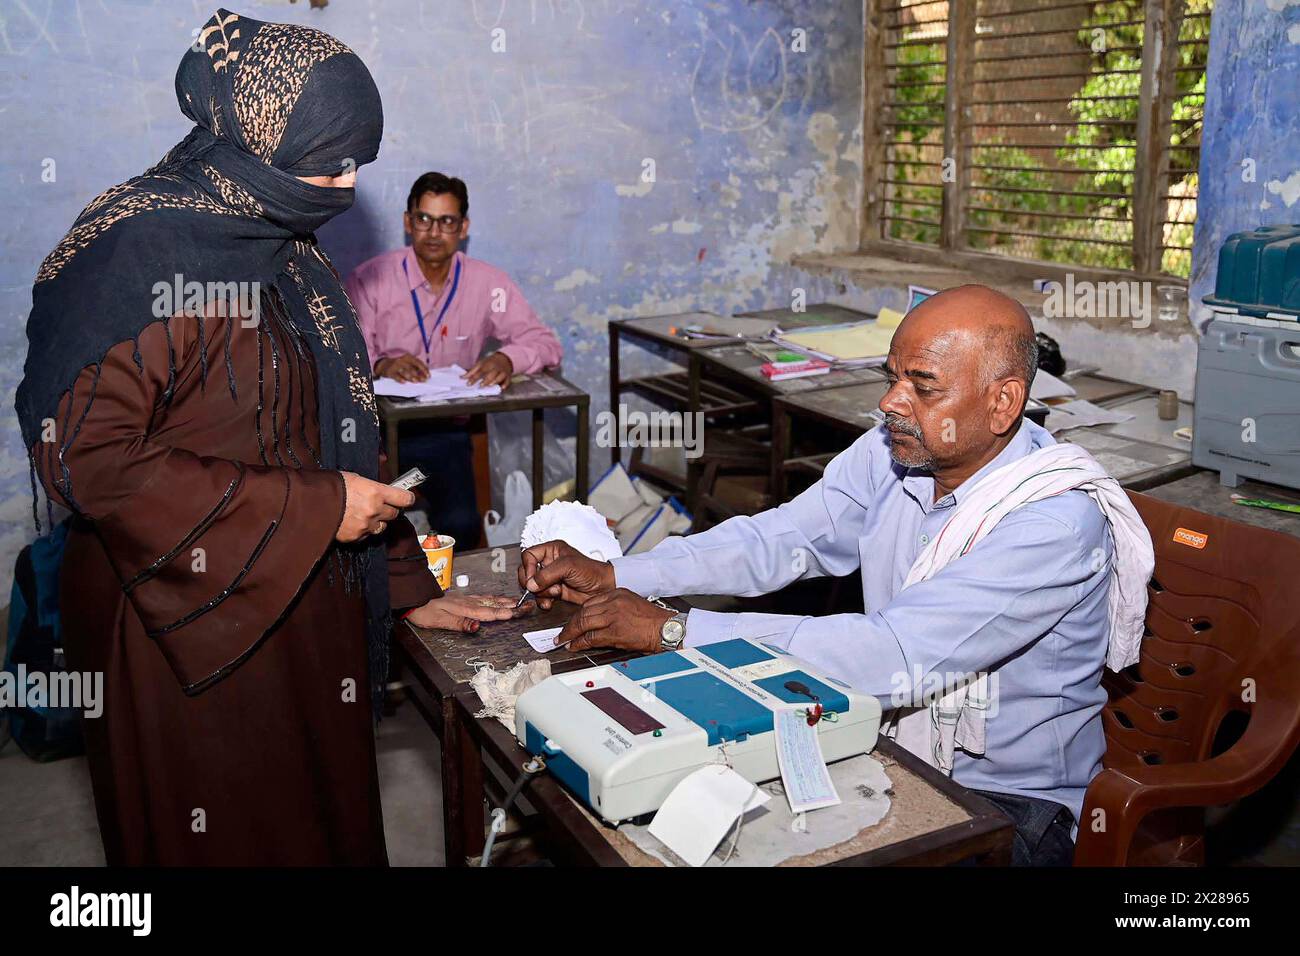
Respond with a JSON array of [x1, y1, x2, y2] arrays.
[[1074, 491, 1300, 865]]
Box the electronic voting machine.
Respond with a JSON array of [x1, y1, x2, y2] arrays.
[[514, 638, 881, 824]]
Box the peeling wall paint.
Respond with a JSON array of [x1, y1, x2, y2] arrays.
[[0, 0, 864, 595], [1191, 0, 1300, 325]]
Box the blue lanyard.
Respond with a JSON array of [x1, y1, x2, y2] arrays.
[[402, 256, 461, 356]]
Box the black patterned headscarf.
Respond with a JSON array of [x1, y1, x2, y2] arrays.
[[16, 9, 395, 707]]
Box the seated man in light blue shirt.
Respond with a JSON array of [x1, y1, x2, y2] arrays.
[[519, 285, 1113, 866]]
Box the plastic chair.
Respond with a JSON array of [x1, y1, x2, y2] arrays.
[[1074, 491, 1300, 865]]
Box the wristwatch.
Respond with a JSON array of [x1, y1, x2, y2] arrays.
[[659, 612, 688, 651]]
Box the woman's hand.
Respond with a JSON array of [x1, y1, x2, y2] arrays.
[[336, 472, 415, 543], [405, 593, 521, 633]]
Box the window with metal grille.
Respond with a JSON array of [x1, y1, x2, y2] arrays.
[[866, 0, 1210, 278]]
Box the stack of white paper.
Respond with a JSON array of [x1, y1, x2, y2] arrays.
[[520, 500, 623, 562], [372, 364, 502, 403], [587, 462, 692, 555]]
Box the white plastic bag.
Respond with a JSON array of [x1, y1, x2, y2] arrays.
[[484, 470, 531, 546], [488, 410, 578, 512]]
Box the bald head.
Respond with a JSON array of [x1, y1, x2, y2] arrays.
[[901, 285, 1038, 393], [879, 284, 1038, 486]]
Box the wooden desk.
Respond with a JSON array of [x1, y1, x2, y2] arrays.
[[1083, 391, 1193, 451], [615, 312, 779, 351], [378, 371, 589, 509], [1056, 391, 1196, 491], [454, 690, 1013, 867], [391, 545, 629, 866], [608, 313, 772, 498], [608, 308, 875, 505], [1061, 431, 1196, 491], [1143, 470, 1300, 539], [770, 380, 889, 500], [769, 377, 1194, 500], [1063, 372, 1154, 406], [735, 303, 880, 328], [701, 343, 889, 396]]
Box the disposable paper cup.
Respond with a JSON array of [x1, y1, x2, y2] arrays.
[[421, 534, 455, 590]]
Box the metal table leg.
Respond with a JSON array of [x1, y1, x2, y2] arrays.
[[609, 324, 621, 468], [532, 407, 545, 509], [685, 352, 703, 509], [771, 400, 792, 502], [576, 397, 589, 502]]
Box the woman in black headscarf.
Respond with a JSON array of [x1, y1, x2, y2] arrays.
[[16, 9, 514, 865]]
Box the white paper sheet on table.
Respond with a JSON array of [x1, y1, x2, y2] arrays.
[[1089, 451, 1160, 480], [623, 754, 892, 867], [1030, 369, 1077, 401], [372, 364, 502, 403], [523, 626, 564, 653], [1045, 399, 1136, 434]]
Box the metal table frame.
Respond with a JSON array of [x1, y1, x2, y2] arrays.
[[379, 370, 589, 509]]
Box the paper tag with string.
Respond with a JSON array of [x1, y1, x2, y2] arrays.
[[647, 765, 769, 867], [774, 707, 841, 813]]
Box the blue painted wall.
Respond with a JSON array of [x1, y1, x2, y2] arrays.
[[0, 1, 864, 589], [11, 0, 1289, 598], [1190, 0, 1300, 325]]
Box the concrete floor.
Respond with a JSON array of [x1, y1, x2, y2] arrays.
[[0, 698, 446, 867]]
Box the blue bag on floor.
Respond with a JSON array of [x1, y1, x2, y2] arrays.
[[2, 520, 83, 762]]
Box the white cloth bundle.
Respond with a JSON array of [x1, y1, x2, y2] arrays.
[[470, 660, 552, 731]]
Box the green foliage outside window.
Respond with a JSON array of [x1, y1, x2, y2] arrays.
[[882, 0, 1208, 277]]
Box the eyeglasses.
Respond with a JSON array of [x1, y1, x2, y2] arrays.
[[409, 212, 464, 234]]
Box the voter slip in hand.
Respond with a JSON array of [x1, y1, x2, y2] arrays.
[[523, 626, 564, 653], [372, 364, 502, 402]]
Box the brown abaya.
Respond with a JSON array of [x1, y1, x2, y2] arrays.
[[36, 305, 437, 866]]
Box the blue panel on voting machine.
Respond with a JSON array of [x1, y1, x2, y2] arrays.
[[653, 671, 773, 746], [752, 670, 850, 714], [613, 652, 695, 682], [696, 638, 774, 670]]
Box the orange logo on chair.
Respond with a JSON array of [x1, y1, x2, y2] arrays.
[[1173, 527, 1208, 550]]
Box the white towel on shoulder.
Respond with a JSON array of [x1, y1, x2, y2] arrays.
[[888, 442, 1155, 773]]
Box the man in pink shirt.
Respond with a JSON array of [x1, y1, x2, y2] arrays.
[[346, 172, 563, 548]]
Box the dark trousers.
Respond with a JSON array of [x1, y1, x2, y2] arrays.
[[396, 421, 481, 551], [970, 789, 1077, 867]]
